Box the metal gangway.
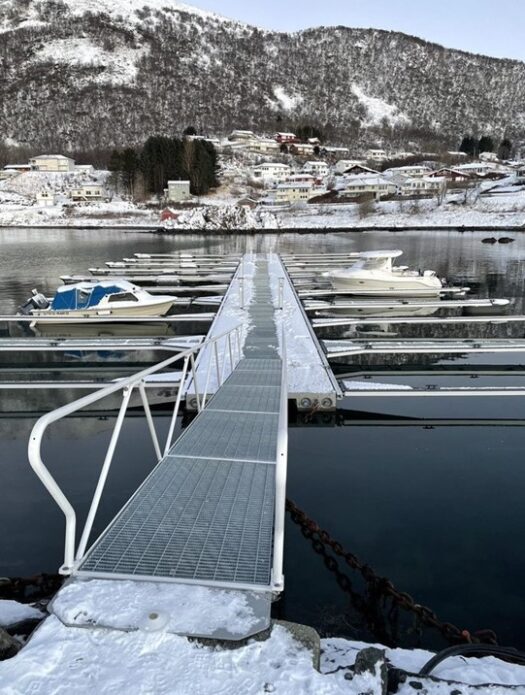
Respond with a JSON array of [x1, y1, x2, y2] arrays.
[[28, 258, 288, 640]]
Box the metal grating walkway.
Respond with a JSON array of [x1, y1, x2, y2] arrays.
[[76, 258, 284, 591]]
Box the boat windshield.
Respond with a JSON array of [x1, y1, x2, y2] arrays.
[[51, 285, 125, 310]]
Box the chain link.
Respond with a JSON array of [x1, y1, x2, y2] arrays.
[[286, 498, 498, 646]]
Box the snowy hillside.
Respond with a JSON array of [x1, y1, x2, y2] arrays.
[[1, 0, 525, 149]]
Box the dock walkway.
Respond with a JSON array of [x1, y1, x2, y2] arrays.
[[67, 258, 286, 639]]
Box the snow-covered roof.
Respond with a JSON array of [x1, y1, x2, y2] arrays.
[[343, 175, 394, 186], [31, 154, 74, 161]]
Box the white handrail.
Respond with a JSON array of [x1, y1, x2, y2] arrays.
[[271, 324, 288, 592], [28, 324, 242, 575]]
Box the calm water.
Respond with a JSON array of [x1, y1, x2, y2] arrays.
[[1, 227, 525, 650]]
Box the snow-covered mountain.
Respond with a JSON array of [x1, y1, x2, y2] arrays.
[[1, 0, 525, 150]]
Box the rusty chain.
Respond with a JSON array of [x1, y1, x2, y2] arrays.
[[286, 498, 498, 646]]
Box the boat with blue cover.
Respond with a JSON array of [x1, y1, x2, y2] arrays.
[[20, 280, 178, 322]]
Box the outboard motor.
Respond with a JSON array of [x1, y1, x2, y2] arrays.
[[18, 289, 50, 315]]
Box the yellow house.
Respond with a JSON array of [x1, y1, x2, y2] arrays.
[[274, 183, 317, 205], [30, 155, 76, 172], [69, 184, 106, 202]]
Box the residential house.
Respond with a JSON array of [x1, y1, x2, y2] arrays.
[[334, 159, 366, 175], [229, 130, 255, 141], [365, 149, 388, 163], [427, 168, 472, 182], [398, 176, 446, 197], [274, 132, 298, 144], [165, 180, 192, 203], [249, 163, 291, 185], [479, 151, 499, 162], [292, 143, 316, 156], [340, 175, 397, 200], [302, 161, 330, 178], [3, 163, 31, 172], [30, 155, 76, 172], [69, 184, 107, 202], [247, 139, 280, 154], [323, 146, 351, 157], [273, 182, 318, 205], [455, 162, 504, 177], [342, 164, 380, 177], [384, 165, 432, 178], [36, 190, 57, 207]]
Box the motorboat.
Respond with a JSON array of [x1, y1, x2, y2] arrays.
[[19, 280, 178, 322], [322, 250, 443, 297]]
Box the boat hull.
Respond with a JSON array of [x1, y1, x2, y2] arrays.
[[326, 274, 443, 297], [29, 299, 176, 323]]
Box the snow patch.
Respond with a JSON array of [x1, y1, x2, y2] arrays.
[[343, 380, 413, 391], [61, 0, 243, 27], [0, 600, 44, 627], [272, 85, 303, 112], [352, 84, 411, 127], [34, 39, 147, 86], [51, 580, 260, 636]]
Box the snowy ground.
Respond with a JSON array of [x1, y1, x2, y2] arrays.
[[278, 191, 525, 229], [2, 597, 525, 694], [268, 254, 338, 396]]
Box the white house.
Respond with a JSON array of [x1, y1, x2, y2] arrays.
[[165, 180, 192, 203], [341, 175, 396, 199], [398, 176, 446, 197], [302, 161, 330, 178], [455, 162, 501, 177], [30, 155, 76, 172], [384, 165, 432, 178], [250, 163, 291, 185], [36, 190, 57, 207], [479, 151, 499, 162], [3, 163, 31, 172], [69, 184, 107, 202], [229, 130, 255, 141], [365, 149, 388, 163]]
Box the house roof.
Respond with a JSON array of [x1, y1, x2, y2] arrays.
[[31, 154, 74, 161]]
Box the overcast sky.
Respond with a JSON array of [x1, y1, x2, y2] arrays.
[[189, 0, 525, 61]]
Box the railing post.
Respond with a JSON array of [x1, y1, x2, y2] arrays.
[[236, 326, 242, 362], [214, 341, 221, 388], [76, 385, 134, 562], [189, 352, 201, 412], [240, 276, 245, 310], [164, 355, 190, 456], [228, 333, 234, 373], [139, 381, 162, 462]]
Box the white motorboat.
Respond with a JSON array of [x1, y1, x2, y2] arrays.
[[322, 250, 443, 297], [20, 280, 178, 323]]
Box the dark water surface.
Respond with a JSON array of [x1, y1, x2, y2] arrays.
[[1, 227, 525, 650]]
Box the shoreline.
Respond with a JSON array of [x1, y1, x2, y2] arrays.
[[0, 224, 524, 233]]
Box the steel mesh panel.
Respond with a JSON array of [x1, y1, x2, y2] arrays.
[[171, 410, 279, 462], [78, 457, 275, 585], [208, 385, 281, 413]]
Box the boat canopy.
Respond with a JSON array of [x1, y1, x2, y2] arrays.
[[51, 282, 132, 310]]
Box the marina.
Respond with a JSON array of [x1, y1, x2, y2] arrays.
[[2, 229, 525, 654]]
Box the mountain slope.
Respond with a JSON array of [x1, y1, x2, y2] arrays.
[[1, 0, 524, 150]]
